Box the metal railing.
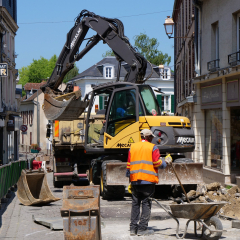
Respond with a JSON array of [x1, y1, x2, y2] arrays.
[[0, 160, 27, 200], [228, 51, 240, 66], [207, 59, 220, 72]]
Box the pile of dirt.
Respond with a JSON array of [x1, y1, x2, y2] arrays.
[[187, 182, 240, 219]]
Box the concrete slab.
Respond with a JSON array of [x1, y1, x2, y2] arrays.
[[32, 215, 63, 230]]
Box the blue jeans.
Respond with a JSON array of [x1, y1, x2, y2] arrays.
[[130, 184, 155, 231]]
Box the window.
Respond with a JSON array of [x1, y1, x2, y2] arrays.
[[99, 95, 109, 110], [157, 94, 171, 113], [205, 109, 222, 170], [105, 67, 112, 78], [160, 68, 170, 80], [107, 89, 137, 136], [9, 0, 11, 7], [138, 85, 160, 115], [29, 110, 33, 125], [30, 132, 32, 145], [237, 13, 240, 54], [211, 22, 219, 60], [22, 132, 24, 144]]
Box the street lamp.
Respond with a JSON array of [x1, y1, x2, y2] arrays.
[[164, 16, 174, 38], [164, 16, 191, 39]]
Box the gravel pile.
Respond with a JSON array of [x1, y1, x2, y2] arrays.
[[187, 182, 240, 219]]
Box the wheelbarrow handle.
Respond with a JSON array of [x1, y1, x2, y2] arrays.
[[170, 162, 191, 203]]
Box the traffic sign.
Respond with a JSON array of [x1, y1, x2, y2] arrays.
[[20, 125, 28, 132]]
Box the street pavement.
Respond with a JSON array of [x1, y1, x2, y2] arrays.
[[0, 172, 239, 239]]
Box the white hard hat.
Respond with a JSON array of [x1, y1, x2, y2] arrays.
[[140, 129, 156, 137]]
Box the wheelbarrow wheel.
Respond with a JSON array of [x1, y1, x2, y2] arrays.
[[203, 216, 223, 240]]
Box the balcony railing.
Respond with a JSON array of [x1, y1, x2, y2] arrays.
[[228, 51, 240, 66], [207, 59, 220, 72]]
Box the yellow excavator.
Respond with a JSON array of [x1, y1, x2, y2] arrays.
[[39, 10, 203, 199]]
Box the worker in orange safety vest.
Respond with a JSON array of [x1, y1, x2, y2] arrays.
[[126, 129, 171, 236]]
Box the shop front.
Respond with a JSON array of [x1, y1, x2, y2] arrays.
[[198, 77, 240, 185], [226, 79, 240, 175], [201, 80, 224, 174]]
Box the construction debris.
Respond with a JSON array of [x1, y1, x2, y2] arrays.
[[184, 182, 240, 220]]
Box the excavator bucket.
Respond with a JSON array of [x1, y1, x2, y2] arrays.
[[17, 169, 60, 206], [43, 90, 89, 121], [105, 162, 204, 186]]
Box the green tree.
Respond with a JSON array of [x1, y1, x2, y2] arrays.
[[19, 55, 79, 96], [102, 33, 171, 66], [102, 50, 114, 58], [63, 64, 79, 83], [19, 54, 58, 85], [134, 33, 171, 66]]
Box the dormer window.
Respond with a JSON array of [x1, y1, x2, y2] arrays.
[[160, 67, 170, 80], [105, 67, 113, 78]]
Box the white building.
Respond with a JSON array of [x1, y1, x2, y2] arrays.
[[19, 82, 66, 153], [71, 56, 174, 115]]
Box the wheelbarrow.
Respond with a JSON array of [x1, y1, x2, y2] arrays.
[[152, 199, 227, 240]]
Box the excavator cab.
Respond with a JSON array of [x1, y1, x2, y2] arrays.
[[84, 82, 161, 152]]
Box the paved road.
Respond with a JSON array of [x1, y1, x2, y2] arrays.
[[0, 173, 239, 239]]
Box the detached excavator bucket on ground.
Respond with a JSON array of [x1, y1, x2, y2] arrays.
[[17, 169, 60, 206], [43, 89, 89, 121]]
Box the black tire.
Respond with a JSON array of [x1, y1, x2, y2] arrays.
[[203, 216, 223, 240], [173, 158, 194, 163], [100, 160, 125, 200], [53, 172, 63, 188], [92, 160, 101, 185]]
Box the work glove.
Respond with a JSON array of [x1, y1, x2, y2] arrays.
[[165, 154, 173, 165], [128, 184, 132, 194]]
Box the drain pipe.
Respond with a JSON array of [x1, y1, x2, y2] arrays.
[[193, 0, 201, 76]]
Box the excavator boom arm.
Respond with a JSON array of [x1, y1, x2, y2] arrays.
[[41, 10, 148, 93]]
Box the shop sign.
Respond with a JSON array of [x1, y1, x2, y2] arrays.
[[0, 63, 8, 77], [201, 84, 222, 104]]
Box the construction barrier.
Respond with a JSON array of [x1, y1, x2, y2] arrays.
[[0, 160, 27, 200]]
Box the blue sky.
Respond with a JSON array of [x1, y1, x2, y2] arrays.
[[15, 0, 175, 74]]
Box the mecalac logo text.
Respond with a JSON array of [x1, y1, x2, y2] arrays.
[[116, 143, 131, 148], [177, 137, 195, 144], [70, 28, 82, 49]]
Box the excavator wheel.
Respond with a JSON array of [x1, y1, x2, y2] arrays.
[[92, 160, 101, 185], [100, 160, 125, 200], [53, 172, 63, 188]]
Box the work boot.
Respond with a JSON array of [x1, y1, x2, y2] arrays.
[[130, 228, 137, 236], [137, 229, 154, 236]]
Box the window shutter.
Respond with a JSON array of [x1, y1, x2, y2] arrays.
[[171, 95, 175, 113], [157, 95, 162, 111], [99, 96, 103, 110]]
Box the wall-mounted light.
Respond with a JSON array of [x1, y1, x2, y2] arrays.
[[164, 16, 191, 39], [164, 16, 174, 38]]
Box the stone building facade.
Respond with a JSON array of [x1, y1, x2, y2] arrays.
[[172, 0, 196, 119], [191, 0, 240, 185], [0, 0, 20, 164]]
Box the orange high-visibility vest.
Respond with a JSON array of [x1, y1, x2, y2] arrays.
[[130, 141, 159, 184]]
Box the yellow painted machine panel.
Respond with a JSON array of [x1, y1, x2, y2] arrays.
[[104, 121, 141, 149]]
